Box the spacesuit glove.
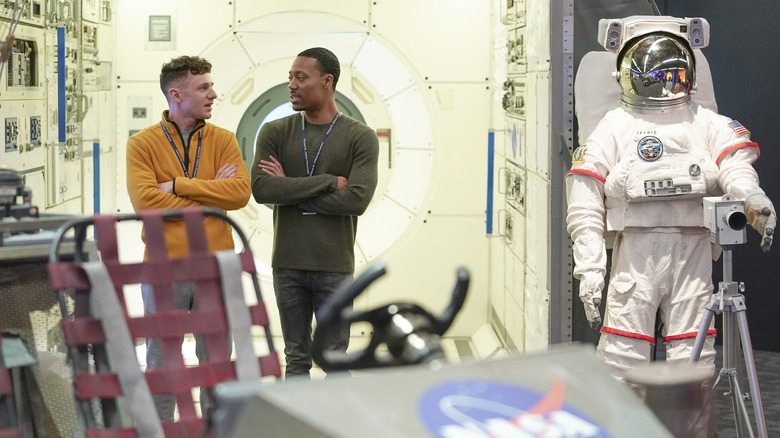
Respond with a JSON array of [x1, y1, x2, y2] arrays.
[[745, 193, 776, 253], [578, 271, 604, 330]]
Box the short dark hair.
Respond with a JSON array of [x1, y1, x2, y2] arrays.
[[297, 47, 340, 90], [160, 55, 212, 97]]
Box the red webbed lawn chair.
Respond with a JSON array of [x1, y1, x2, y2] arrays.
[[47, 207, 280, 438]]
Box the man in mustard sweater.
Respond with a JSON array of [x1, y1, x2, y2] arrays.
[[126, 55, 250, 420], [251, 47, 379, 379]]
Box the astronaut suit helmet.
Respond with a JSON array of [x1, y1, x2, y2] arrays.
[[618, 33, 694, 107], [597, 15, 710, 110]]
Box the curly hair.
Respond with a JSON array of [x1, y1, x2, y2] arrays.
[[160, 55, 212, 96]]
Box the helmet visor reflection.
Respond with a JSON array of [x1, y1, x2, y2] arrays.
[[619, 34, 695, 100]]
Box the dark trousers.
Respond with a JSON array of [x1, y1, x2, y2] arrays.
[[272, 268, 352, 378]]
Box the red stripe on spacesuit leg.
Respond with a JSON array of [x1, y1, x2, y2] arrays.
[[663, 329, 717, 343], [715, 141, 760, 166], [600, 326, 656, 344], [565, 168, 606, 184]]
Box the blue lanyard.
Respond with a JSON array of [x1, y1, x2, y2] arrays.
[[301, 112, 340, 176], [161, 121, 202, 178]]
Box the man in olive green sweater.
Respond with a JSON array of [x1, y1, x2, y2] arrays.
[[251, 47, 379, 379]]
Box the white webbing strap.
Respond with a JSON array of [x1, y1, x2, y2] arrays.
[[82, 262, 165, 438], [214, 251, 260, 381]]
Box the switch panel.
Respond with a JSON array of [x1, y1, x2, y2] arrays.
[[30, 115, 41, 148], [5, 117, 18, 152]]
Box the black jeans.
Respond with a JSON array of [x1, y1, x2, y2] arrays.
[[272, 268, 352, 378]]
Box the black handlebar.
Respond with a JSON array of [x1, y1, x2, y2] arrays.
[[311, 261, 470, 372]]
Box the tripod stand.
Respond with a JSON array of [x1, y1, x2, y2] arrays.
[[689, 248, 767, 438]]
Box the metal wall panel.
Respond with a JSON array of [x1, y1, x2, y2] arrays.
[[372, 0, 491, 83]]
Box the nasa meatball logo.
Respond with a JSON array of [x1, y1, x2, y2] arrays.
[[418, 377, 611, 438], [637, 136, 663, 161]]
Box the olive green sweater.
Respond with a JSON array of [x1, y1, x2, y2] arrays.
[[251, 113, 379, 273]]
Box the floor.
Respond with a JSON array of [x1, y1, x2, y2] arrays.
[[714, 346, 780, 438]]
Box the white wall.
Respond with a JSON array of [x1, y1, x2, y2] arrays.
[[488, 0, 554, 352]]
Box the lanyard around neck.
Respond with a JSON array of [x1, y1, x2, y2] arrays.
[[161, 121, 202, 178], [301, 111, 340, 176]]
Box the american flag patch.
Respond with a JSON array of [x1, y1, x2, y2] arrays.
[[728, 120, 750, 137]]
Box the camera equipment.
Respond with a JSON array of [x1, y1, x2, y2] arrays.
[[691, 196, 767, 437], [703, 194, 747, 247]]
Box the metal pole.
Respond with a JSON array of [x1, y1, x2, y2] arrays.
[[93, 141, 100, 214], [736, 310, 768, 438]]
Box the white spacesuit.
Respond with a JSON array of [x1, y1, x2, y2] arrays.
[[566, 16, 776, 377]]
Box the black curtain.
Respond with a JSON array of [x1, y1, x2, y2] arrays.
[[657, 0, 780, 352]]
